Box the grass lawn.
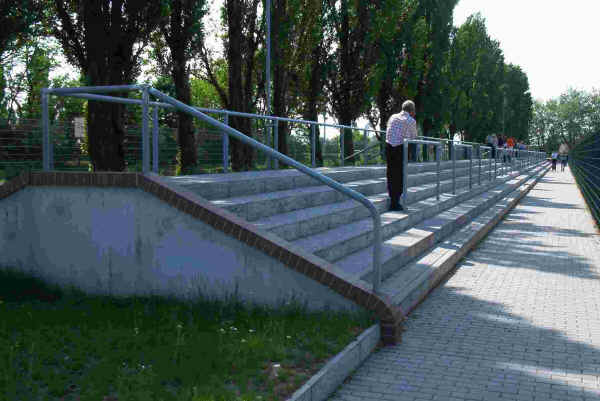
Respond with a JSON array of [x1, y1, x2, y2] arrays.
[[0, 268, 375, 401]]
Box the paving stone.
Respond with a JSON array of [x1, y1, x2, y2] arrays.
[[329, 168, 600, 401]]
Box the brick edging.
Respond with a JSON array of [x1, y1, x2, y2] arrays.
[[1, 170, 404, 345]]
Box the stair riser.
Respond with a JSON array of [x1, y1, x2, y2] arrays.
[[227, 161, 528, 222], [268, 198, 389, 241], [224, 179, 388, 221], [361, 169, 538, 283], [302, 168, 532, 261], [175, 159, 503, 200]]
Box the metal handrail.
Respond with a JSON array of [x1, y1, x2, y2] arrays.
[[43, 84, 384, 293], [147, 88, 385, 293]]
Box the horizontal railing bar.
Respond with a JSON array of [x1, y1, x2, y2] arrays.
[[45, 85, 142, 94], [405, 139, 442, 146]]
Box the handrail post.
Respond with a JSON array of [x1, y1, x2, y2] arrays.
[[222, 114, 229, 172], [452, 141, 456, 195], [494, 149, 498, 180], [402, 140, 408, 207], [274, 121, 279, 169], [42, 88, 51, 171], [311, 123, 316, 168], [469, 146, 473, 190], [488, 149, 492, 182], [363, 129, 368, 166], [340, 127, 344, 166], [141, 86, 150, 173], [152, 106, 159, 174], [266, 117, 271, 169], [436, 144, 441, 201], [478, 147, 482, 186], [373, 215, 382, 294]]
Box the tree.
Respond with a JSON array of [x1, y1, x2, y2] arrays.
[[52, 0, 164, 171], [445, 14, 505, 142], [502, 64, 532, 141], [413, 0, 458, 137], [0, 0, 43, 56], [327, 0, 376, 162], [368, 0, 420, 131], [196, 0, 263, 171], [159, 0, 208, 175]]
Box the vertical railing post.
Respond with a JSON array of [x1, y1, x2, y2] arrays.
[[152, 106, 159, 174], [222, 114, 229, 173], [141, 86, 150, 173], [436, 143, 441, 201], [322, 122, 326, 165], [340, 127, 344, 166], [266, 117, 271, 169], [363, 129, 368, 166], [42, 88, 51, 171], [402, 140, 408, 206], [311, 123, 316, 168], [274, 121, 279, 169], [478, 147, 482, 186], [494, 149, 498, 180], [469, 146, 473, 190], [452, 141, 456, 195], [489, 149, 492, 182]]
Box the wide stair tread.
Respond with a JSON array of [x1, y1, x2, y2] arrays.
[[332, 168, 538, 282]]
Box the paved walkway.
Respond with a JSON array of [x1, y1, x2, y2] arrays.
[[330, 167, 600, 401]]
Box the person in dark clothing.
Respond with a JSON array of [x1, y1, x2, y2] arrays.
[[385, 100, 417, 211]]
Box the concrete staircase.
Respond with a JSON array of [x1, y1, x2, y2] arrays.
[[161, 158, 545, 309]]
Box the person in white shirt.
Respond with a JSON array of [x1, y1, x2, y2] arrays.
[[385, 100, 418, 211]]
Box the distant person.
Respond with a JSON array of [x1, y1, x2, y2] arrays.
[[486, 133, 497, 159], [560, 153, 568, 172], [551, 151, 558, 171], [498, 135, 506, 163], [385, 100, 417, 211]]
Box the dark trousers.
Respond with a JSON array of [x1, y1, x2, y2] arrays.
[[386, 143, 404, 207]]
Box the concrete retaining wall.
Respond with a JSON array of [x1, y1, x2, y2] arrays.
[[0, 186, 359, 311]]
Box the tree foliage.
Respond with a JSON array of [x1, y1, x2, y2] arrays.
[[6, 0, 541, 172], [530, 88, 600, 152]]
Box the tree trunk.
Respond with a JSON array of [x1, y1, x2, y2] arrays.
[[172, 48, 197, 175], [85, 2, 126, 172], [226, 0, 253, 171]]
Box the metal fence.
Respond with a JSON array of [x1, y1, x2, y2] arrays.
[[570, 133, 600, 226]]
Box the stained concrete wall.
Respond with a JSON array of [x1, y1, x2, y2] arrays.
[[0, 186, 358, 311]]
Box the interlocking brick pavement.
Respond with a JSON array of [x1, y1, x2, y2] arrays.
[[330, 167, 600, 401]]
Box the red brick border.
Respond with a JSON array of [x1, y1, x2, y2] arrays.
[[1, 171, 404, 344]]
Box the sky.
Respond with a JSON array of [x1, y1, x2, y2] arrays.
[[452, 0, 600, 102]]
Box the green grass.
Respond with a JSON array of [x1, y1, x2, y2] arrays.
[[0, 267, 375, 401]]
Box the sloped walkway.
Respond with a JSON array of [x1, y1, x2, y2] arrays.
[[330, 167, 600, 401]]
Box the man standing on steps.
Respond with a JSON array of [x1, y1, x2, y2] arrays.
[[385, 100, 417, 211]]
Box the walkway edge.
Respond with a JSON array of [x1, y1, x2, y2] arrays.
[[287, 323, 380, 401], [397, 163, 550, 314]]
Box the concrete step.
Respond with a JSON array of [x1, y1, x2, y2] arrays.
[[380, 166, 549, 314], [251, 162, 508, 240], [209, 162, 501, 222], [331, 164, 545, 285], [160, 159, 498, 201], [291, 165, 537, 263]]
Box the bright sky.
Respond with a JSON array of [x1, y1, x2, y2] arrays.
[[453, 0, 600, 102]]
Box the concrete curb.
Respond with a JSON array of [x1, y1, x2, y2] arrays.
[[287, 324, 380, 401]]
